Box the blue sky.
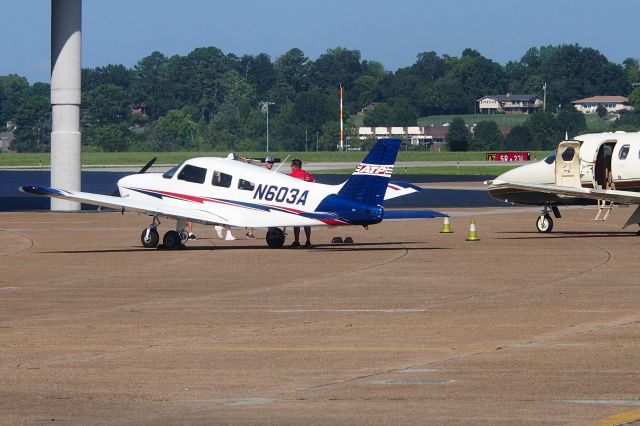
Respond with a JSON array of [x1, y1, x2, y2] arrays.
[[3, 0, 640, 84]]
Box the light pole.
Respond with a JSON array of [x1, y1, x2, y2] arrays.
[[260, 101, 275, 152]]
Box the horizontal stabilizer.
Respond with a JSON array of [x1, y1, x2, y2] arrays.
[[384, 181, 421, 200], [384, 209, 447, 220]]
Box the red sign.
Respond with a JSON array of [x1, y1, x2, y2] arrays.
[[485, 152, 530, 161]]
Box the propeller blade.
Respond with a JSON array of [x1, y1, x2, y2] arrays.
[[137, 156, 157, 174]]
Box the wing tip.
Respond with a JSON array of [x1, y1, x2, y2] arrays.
[[19, 185, 64, 196]]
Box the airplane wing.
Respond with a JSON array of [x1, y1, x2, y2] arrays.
[[384, 182, 421, 200], [20, 185, 236, 225], [19, 185, 351, 228], [489, 181, 640, 204]]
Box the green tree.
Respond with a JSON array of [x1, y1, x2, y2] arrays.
[[312, 47, 363, 90], [390, 97, 418, 126], [83, 83, 132, 125], [446, 117, 470, 151], [362, 103, 393, 127], [525, 111, 560, 150], [556, 107, 587, 138], [0, 74, 30, 124], [11, 95, 51, 152], [93, 123, 132, 152], [274, 48, 310, 93], [153, 109, 198, 150], [131, 51, 168, 118], [470, 121, 503, 151], [629, 87, 640, 110], [503, 125, 533, 150]]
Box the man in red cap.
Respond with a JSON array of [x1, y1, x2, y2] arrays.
[[288, 158, 315, 247]]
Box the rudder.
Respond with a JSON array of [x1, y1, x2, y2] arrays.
[[337, 138, 401, 205]]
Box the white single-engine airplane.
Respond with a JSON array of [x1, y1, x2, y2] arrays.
[[21, 138, 446, 249], [488, 131, 640, 233]]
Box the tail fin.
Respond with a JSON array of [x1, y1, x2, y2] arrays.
[[338, 138, 400, 205]]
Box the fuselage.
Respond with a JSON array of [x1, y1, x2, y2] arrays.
[[117, 157, 381, 228], [489, 131, 640, 205]]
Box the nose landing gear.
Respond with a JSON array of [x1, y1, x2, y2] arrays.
[[141, 216, 161, 248], [536, 214, 553, 233], [536, 204, 560, 233]]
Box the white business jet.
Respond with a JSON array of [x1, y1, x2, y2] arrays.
[[488, 131, 640, 233], [21, 139, 446, 249]]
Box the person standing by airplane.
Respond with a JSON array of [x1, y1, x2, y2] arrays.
[[245, 157, 276, 239], [288, 158, 315, 247]]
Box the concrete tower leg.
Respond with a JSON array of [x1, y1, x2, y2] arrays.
[[51, 0, 82, 211]]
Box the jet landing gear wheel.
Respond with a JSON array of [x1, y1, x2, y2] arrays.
[[141, 228, 159, 248], [536, 214, 553, 233], [163, 230, 183, 249], [266, 227, 285, 248]]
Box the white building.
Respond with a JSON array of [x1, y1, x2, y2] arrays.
[[571, 96, 634, 114], [477, 94, 543, 114]]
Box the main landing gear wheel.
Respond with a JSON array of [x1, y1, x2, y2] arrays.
[[163, 230, 183, 249], [536, 214, 553, 233], [266, 227, 285, 248], [141, 228, 159, 248]]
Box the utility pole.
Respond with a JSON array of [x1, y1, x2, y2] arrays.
[[543, 82, 547, 112], [259, 101, 275, 152], [339, 84, 344, 151]]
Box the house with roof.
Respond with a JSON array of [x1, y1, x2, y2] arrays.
[[477, 94, 543, 114], [571, 96, 633, 114]]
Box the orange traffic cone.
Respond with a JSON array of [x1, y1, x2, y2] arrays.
[[440, 217, 453, 233], [466, 220, 480, 241]]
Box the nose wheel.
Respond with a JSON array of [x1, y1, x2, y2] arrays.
[[536, 214, 553, 233], [141, 227, 160, 248], [141, 216, 162, 248]]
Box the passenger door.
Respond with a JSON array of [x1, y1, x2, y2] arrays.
[[555, 141, 581, 188]]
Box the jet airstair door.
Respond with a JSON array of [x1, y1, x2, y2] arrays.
[[555, 141, 581, 188]]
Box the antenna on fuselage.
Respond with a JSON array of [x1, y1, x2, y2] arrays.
[[273, 154, 291, 173]]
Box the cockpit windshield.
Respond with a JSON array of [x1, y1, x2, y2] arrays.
[[163, 162, 183, 179], [544, 150, 557, 165]]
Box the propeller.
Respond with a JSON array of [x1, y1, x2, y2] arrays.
[[110, 156, 157, 197]]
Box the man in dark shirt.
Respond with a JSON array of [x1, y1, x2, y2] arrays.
[[288, 159, 315, 247]]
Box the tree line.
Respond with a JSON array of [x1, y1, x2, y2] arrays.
[[2, 44, 640, 153]]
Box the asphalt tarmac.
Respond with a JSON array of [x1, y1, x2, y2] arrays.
[[2, 206, 640, 425]]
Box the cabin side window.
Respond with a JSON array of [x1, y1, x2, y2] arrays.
[[177, 164, 207, 184], [238, 178, 255, 191], [619, 145, 630, 160], [212, 171, 232, 188], [561, 147, 575, 162]]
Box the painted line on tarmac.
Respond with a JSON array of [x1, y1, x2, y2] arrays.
[[270, 308, 426, 313]]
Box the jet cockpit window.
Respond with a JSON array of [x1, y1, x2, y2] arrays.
[[561, 147, 575, 162], [212, 171, 232, 188], [163, 162, 183, 179], [238, 179, 255, 191], [544, 150, 557, 164], [177, 164, 207, 184], [619, 145, 630, 160]]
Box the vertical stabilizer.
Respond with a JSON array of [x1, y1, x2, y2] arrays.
[[337, 138, 401, 205]]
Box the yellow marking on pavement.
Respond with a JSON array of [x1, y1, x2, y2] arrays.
[[595, 408, 640, 426]]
